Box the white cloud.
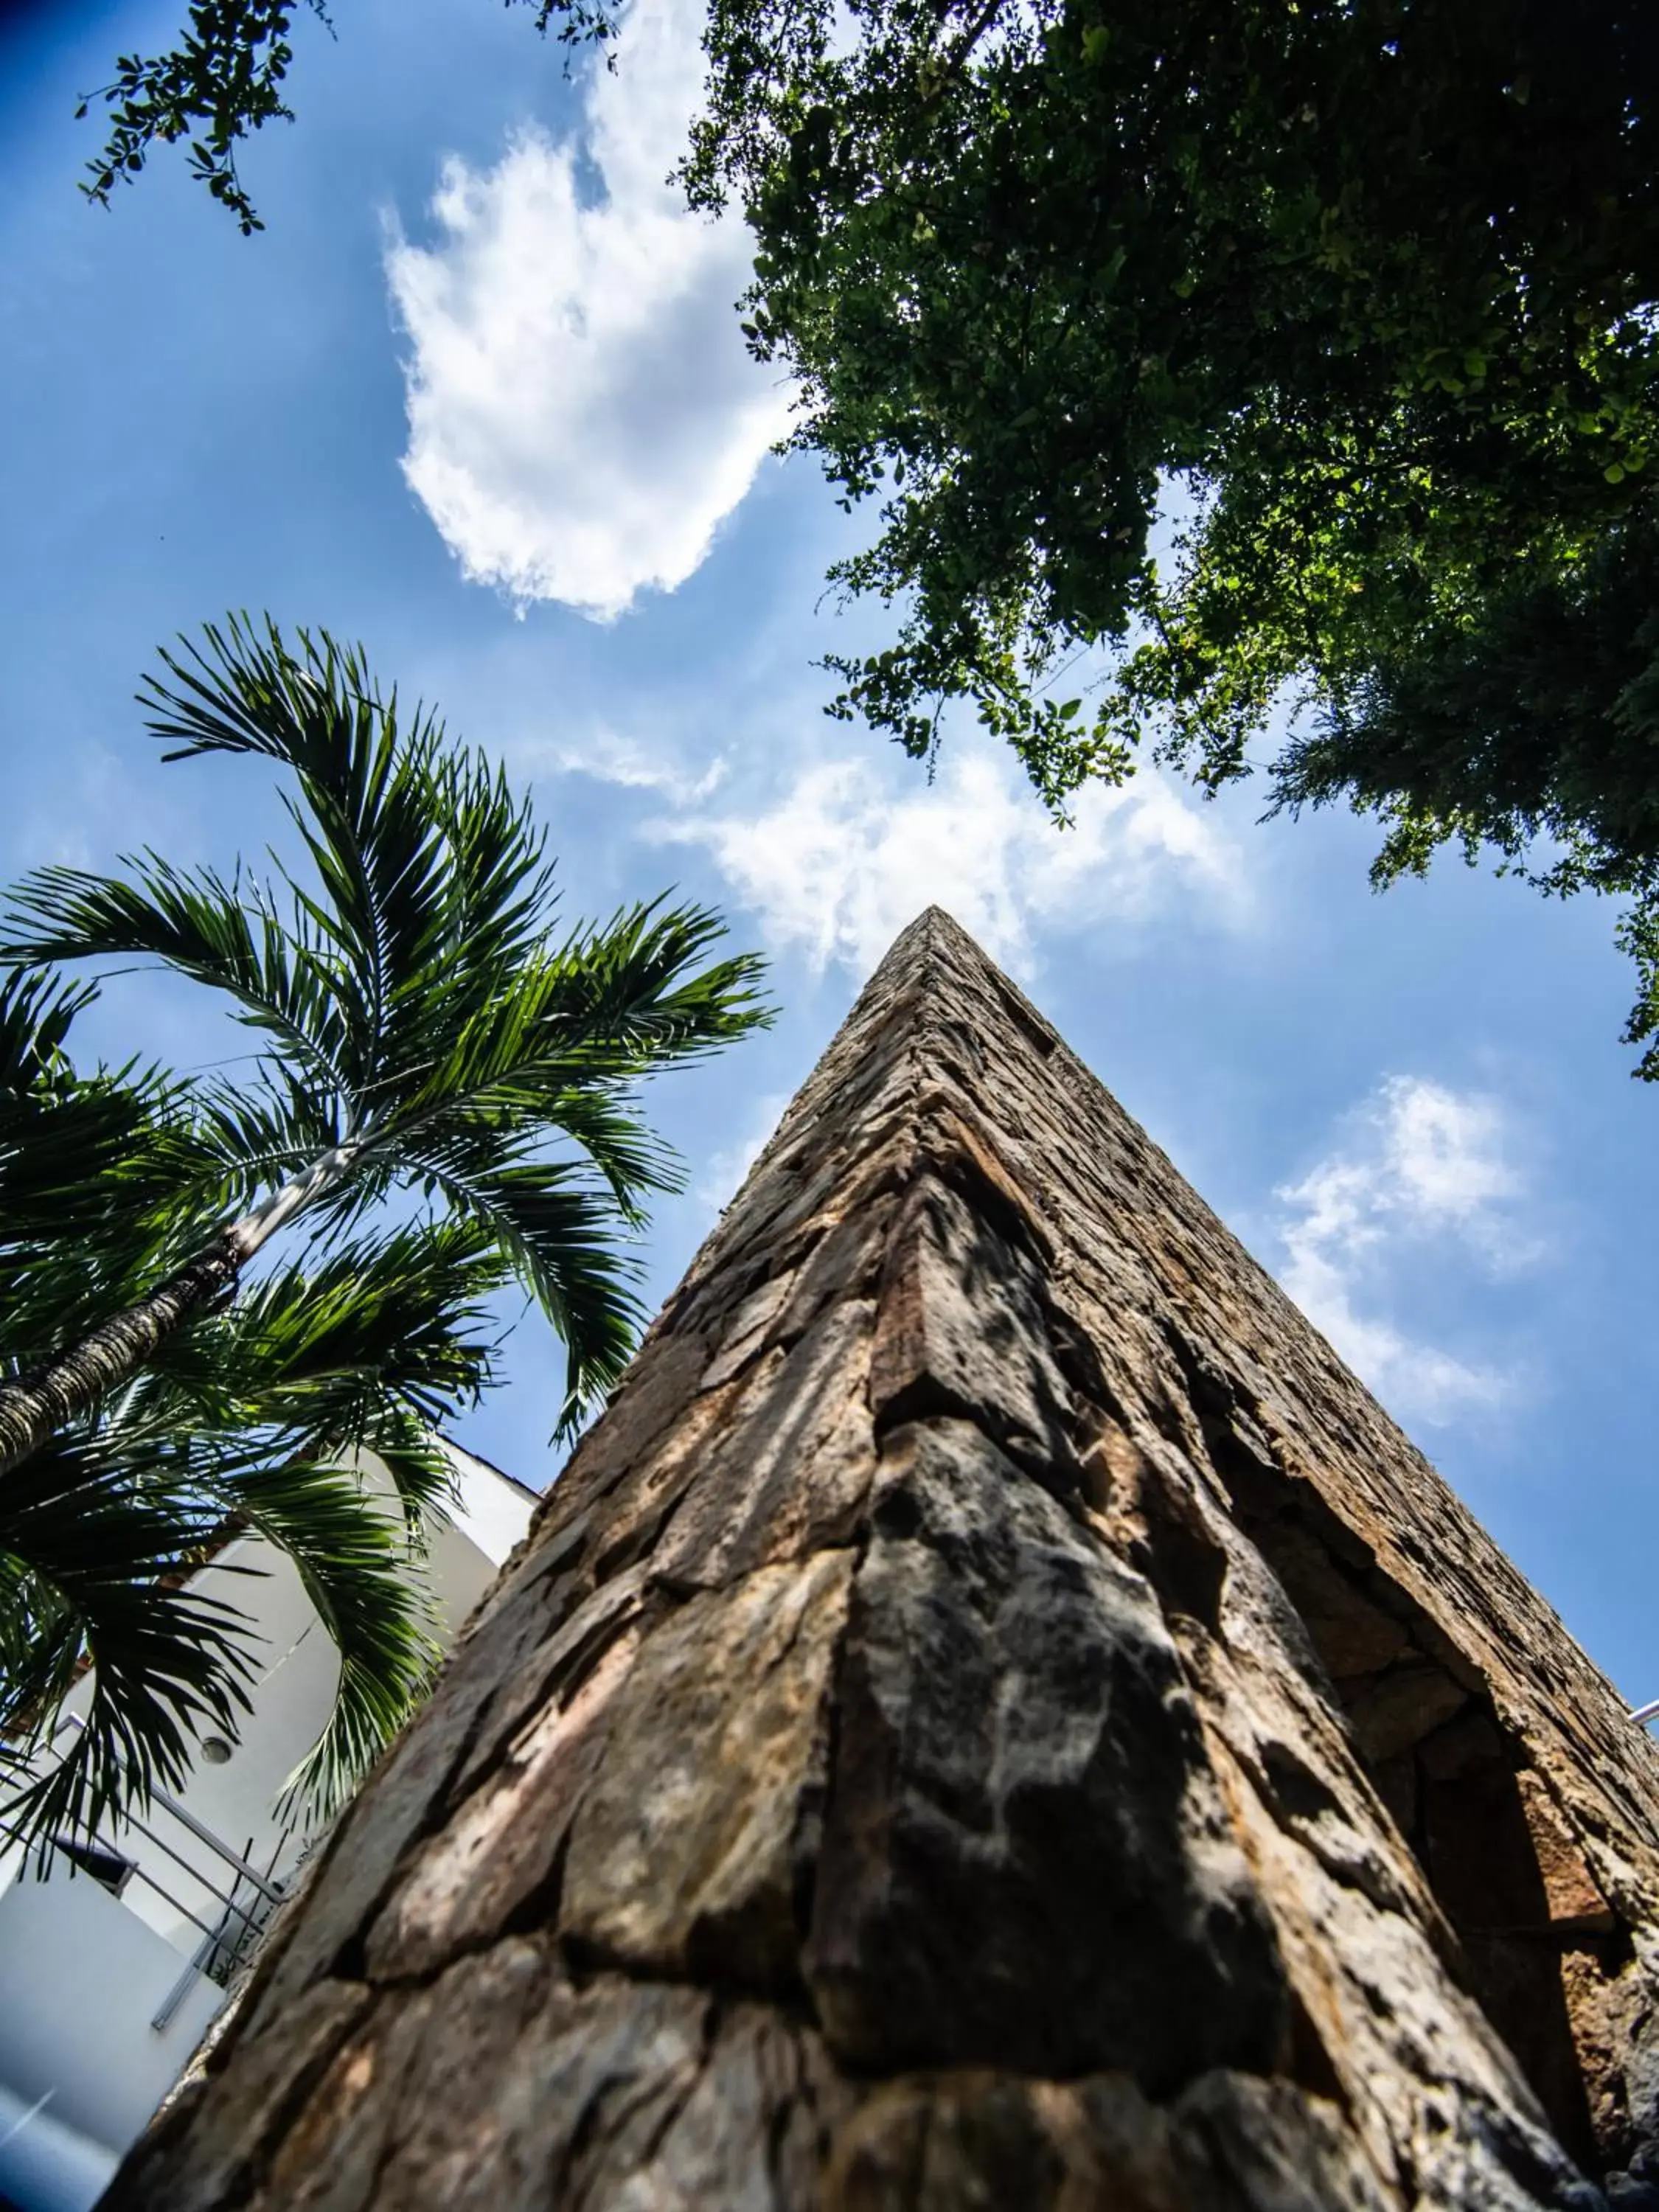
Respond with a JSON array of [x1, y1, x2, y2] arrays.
[[1273, 1077, 1537, 1423], [507, 723, 729, 807], [385, 0, 791, 616], [650, 743, 1248, 976], [695, 1086, 793, 1210]]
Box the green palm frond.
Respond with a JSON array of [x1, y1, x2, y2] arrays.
[[538, 898, 774, 1070], [4, 854, 359, 1104], [122, 1220, 507, 1810], [0, 967, 220, 1349], [0, 967, 92, 1090], [4, 620, 770, 1425], [139, 616, 549, 1105], [1, 614, 772, 1862], [184, 1071, 339, 1223], [524, 1087, 676, 1220], [150, 1218, 507, 1501], [1, 1218, 507, 1856], [0, 1435, 257, 1849], [207, 1444, 444, 1829], [402, 1139, 647, 1432]]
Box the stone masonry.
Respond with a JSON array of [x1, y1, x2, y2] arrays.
[[106, 908, 1659, 2210]]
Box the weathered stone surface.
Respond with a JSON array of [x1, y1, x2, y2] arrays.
[[1517, 1771, 1619, 1933], [254, 1959, 852, 2212], [261, 1947, 712, 2212], [600, 2004, 855, 2208], [650, 1297, 878, 1590], [1245, 1518, 1413, 1680], [528, 1326, 718, 1549], [772, 1196, 897, 1346], [106, 908, 1659, 2212], [869, 1173, 1077, 1482], [820, 2067, 1397, 2211], [364, 1607, 643, 1980], [1346, 1659, 1472, 1764], [1172, 2072, 1398, 2210], [446, 1554, 653, 1800], [807, 1417, 1287, 2086], [237, 1548, 584, 2037], [700, 1271, 800, 1390], [1189, 1633, 1584, 2203], [117, 1978, 372, 2212], [560, 1548, 853, 1989]]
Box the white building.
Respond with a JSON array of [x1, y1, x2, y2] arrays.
[[0, 1445, 534, 2212]]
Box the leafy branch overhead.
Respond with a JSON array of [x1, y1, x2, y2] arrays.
[[688, 0, 1659, 1065], [688, 18, 1652, 710], [76, 0, 619, 234], [1, 619, 769, 1855]]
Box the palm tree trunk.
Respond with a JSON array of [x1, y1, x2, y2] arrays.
[[0, 1144, 358, 1477], [0, 1242, 241, 1476], [106, 913, 1659, 2210]]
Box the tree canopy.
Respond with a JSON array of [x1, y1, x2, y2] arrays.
[[684, 0, 1659, 784], [686, 0, 1659, 1057]]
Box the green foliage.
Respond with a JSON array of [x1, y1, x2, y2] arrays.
[[78, 1, 331, 235], [74, 1, 1659, 1062], [0, 971, 204, 1316], [686, 0, 1659, 1054], [1, 619, 768, 1858], [6, 616, 771, 1427], [689, 0, 1659, 751], [1273, 503, 1659, 1071], [77, 0, 620, 234], [1, 973, 498, 1849]]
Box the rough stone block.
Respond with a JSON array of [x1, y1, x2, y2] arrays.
[[805, 1419, 1287, 2086], [869, 1172, 1078, 1481], [650, 1298, 878, 1590], [560, 1548, 855, 1990]]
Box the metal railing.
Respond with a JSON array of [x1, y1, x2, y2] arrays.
[[5, 1714, 295, 2029], [150, 1837, 289, 2031]]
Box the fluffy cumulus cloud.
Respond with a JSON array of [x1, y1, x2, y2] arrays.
[[1273, 1077, 1538, 1424], [650, 744, 1248, 976], [385, 0, 791, 616]]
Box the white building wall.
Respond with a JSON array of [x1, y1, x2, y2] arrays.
[[0, 1871, 225, 2147], [0, 1443, 535, 2211]]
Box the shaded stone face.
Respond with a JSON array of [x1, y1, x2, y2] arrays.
[[108, 909, 1659, 2212], [806, 1417, 1286, 2089]]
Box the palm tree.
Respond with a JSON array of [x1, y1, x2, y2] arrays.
[[1, 615, 768, 1472], [0, 616, 768, 1851], [1, 964, 507, 1850]]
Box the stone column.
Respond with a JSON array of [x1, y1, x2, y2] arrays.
[[107, 908, 1659, 2211]]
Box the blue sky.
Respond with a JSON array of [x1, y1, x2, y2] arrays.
[[2, 0, 1656, 1707]]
